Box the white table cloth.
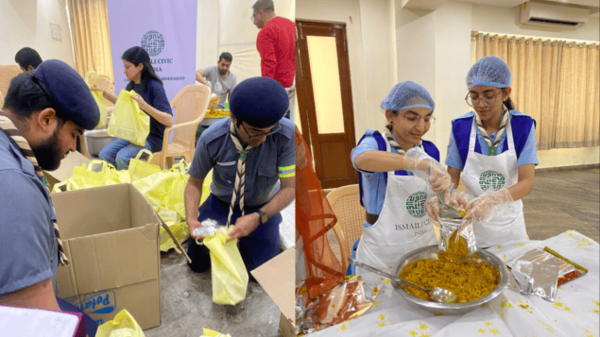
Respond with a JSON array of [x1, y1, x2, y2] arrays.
[[309, 230, 599, 337]]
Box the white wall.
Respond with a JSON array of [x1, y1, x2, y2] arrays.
[[196, 0, 295, 84], [395, 1, 600, 169], [434, 2, 473, 163], [396, 11, 438, 141], [0, 0, 75, 67], [196, 0, 220, 73], [358, 0, 397, 135]]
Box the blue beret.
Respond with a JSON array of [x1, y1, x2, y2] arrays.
[[229, 77, 289, 128], [33, 60, 100, 130]]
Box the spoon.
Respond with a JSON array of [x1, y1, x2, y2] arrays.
[[349, 258, 457, 303], [436, 191, 464, 219], [424, 166, 463, 220]]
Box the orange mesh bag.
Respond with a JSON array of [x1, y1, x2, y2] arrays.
[[296, 127, 344, 300]]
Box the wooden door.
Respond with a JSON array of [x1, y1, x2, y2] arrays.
[[296, 21, 358, 189]]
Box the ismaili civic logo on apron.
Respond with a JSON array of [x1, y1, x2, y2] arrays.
[[406, 192, 427, 218], [479, 170, 506, 191]]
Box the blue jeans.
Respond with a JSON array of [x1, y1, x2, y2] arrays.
[[98, 138, 152, 170]]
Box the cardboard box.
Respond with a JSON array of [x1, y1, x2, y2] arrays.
[[251, 248, 296, 337], [51, 184, 162, 329], [45, 151, 90, 190]]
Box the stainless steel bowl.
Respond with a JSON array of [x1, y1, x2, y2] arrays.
[[84, 129, 117, 157], [391, 245, 508, 315]]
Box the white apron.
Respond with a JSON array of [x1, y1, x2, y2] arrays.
[[462, 116, 528, 248], [355, 138, 437, 277]]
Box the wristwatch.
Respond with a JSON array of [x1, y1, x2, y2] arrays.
[[256, 210, 269, 224]]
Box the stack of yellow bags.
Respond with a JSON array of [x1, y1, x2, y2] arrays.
[[52, 150, 213, 252]]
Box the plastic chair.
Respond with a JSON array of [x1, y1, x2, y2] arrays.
[[152, 84, 211, 169], [0, 65, 21, 100], [326, 184, 364, 272], [96, 75, 115, 109]]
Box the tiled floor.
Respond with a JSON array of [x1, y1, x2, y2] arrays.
[[523, 168, 599, 242]]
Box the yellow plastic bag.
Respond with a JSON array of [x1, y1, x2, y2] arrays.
[[86, 71, 108, 130], [108, 89, 150, 146], [203, 226, 249, 305], [158, 208, 190, 252], [96, 309, 145, 337], [128, 149, 161, 181], [200, 169, 213, 206], [51, 161, 129, 193], [201, 328, 232, 337]]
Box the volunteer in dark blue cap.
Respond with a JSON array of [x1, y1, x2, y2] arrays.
[[184, 77, 296, 273], [0, 59, 100, 335]]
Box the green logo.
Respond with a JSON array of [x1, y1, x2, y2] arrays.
[[479, 170, 506, 191], [406, 192, 427, 218]]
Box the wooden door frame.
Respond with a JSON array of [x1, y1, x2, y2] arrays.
[[296, 20, 358, 188]]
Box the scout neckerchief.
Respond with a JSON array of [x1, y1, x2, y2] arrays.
[[227, 121, 253, 228], [383, 124, 422, 155], [475, 105, 509, 156], [0, 111, 69, 266]]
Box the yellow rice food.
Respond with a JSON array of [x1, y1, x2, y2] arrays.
[[206, 109, 231, 118], [399, 232, 500, 303]]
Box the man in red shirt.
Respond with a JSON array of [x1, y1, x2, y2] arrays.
[[252, 0, 296, 121]]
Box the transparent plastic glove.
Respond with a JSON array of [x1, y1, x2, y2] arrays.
[[465, 189, 513, 223], [404, 148, 452, 193], [448, 189, 469, 210], [427, 189, 469, 223], [426, 194, 441, 223]]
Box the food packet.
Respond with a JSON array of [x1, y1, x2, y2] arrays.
[[192, 219, 220, 237], [297, 276, 375, 335], [438, 217, 477, 256], [509, 247, 588, 302]]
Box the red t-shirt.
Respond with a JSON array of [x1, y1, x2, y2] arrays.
[[256, 17, 296, 88]]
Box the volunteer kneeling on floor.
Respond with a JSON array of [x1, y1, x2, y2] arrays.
[[185, 77, 295, 273], [0, 60, 100, 336]]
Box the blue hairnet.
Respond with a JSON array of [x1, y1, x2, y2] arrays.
[[380, 81, 434, 113], [466, 56, 512, 89]]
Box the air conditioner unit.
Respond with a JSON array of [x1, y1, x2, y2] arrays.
[[520, 1, 589, 30]]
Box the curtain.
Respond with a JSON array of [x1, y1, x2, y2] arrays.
[[68, 0, 114, 82], [472, 32, 599, 150]]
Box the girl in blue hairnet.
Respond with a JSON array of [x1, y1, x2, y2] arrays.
[[444, 56, 538, 248], [348, 81, 452, 277]]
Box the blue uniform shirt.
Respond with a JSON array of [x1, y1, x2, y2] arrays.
[[189, 117, 295, 207], [446, 110, 538, 170], [0, 130, 59, 295], [351, 130, 439, 215]]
